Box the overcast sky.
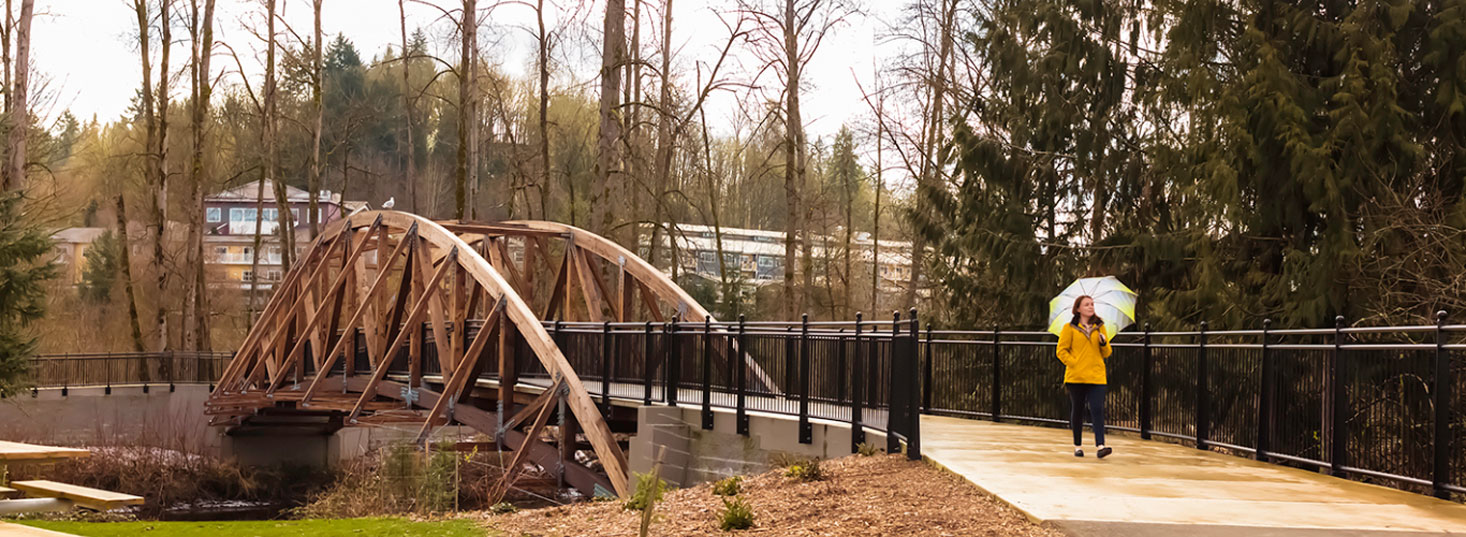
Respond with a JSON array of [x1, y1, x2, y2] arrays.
[[31, 0, 905, 141]]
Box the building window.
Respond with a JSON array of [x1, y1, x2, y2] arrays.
[[263, 208, 278, 222], [230, 208, 258, 222], [291, 208, 300, 223], [696, 250, 718, 275], [242, 246, 254, 258], [206, 207, 221, 223], [241, 270, 253, 282], [214, 246, 227, 259], [267, 270, 282, 281]]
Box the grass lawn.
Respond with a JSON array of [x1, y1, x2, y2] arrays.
[[18, 518, 488, 537]]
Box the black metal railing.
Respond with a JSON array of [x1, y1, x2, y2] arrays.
[[501, 312, 927, 460], [920, 314, 1465, 500], [201, 306, 1465, 501], [24, 351, 234, 394]]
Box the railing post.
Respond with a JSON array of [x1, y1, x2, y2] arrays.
[[992, 325, 1002, 422], [666, 319, 680, 407], [1140, 323, 1152, 439], [907, 308, 921, 460], [922, 325, 933, 412], [1433, 310, 1452, 499], [785, 326, 797, 401], [887, 310, 904, 454], [1330, 315, 1347, 477], [601, 321, 613, 416], [736, 315, 749, 436], [643, 321, 654, 406], [798, 313, 812, 444], [168, 351, 176, 393], [1196, 321, 1209, 450], [837, 328, 848, 403], [851, 312, 865, 451], [1257, 319, 1273, 462], [701, 318, 714, 430]]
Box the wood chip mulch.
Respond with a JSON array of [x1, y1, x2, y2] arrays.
[[477, 454, 1065, 536]]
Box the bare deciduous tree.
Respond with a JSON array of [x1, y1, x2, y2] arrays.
[[2, 0, 32, 190]]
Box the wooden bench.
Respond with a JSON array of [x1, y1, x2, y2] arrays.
[[0, 486, 19, 499], [8, 480, 143, 511]]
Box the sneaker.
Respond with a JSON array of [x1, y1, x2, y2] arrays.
[[1074, 448, 1084, 457], [1097, 446, 1113, 459]]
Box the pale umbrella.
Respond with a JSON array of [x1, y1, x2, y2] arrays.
[[1047, 276, 1137, 340]]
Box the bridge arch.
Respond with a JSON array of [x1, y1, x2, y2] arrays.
[[209, 211, 748, 497]]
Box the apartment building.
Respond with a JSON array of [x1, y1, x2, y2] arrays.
[[205, 180, 368, 290], [648, 223, 914, 296]]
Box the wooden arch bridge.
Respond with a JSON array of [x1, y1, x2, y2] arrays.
[[204, 211, 792, 498]]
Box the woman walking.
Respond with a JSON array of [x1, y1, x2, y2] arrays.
[[1056, 295, 1112, 458]]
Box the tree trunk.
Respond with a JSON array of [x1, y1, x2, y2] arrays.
[[781, 0, 806, 320], [184, 0, 215, 351], [455, 0, 476, 220], [398, 0, 415, 214], [649, 0, 672, 269], [535, 0, 549, 220], [872, 92, 882, 314], [2, 0, 11, 118], [2, 0, 31, 190], [114, 196, 148, 353], [265, 0, 294, 272], [907, 0, 959, 310], [592, 0, 625, 239], [626, 0, 641, 248], [155, 0, 173, 351], [309, 0, 323, 235], [134, 0, 163, 350]]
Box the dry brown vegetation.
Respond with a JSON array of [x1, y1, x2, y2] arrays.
[[481, 454, 1065, 536]]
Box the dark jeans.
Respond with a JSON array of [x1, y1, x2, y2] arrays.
[[1066, 383, 1107, 446]]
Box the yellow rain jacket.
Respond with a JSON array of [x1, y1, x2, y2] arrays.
[[1056, 322, 1112, 385]]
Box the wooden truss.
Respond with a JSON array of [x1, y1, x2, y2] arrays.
[[206, 212, 771, 499]]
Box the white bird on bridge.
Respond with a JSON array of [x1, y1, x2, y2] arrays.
[[382, 196, 395, 210]]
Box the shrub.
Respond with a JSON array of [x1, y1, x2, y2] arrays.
[[622, 471, 667, 512], [782, 457, 824, 482], [712, 476, 741, 497], [856, 442, 883, 457], [718, 496, 755, 530]]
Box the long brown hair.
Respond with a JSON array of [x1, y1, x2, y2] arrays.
[[1069, 295, 1104, 327]]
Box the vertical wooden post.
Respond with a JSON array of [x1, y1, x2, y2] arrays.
[[496, 311, 516, 449]]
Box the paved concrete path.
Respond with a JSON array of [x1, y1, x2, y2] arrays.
[[921, 415, 1466, 536]]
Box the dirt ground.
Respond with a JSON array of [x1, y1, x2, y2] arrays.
[[478, 454, 1066, 536]]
